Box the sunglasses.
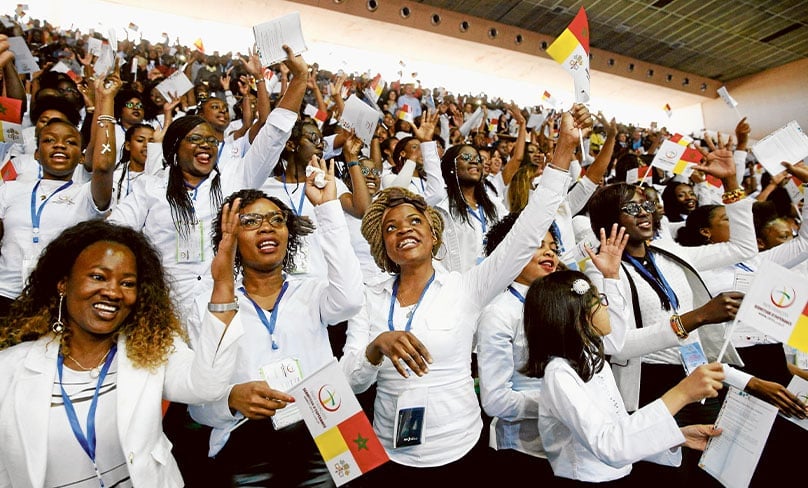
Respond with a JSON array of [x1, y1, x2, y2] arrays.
[[620, 201, 656, 217], [124, 101, 144, 110], [455, 153, 481, 164], [361, 166, 381, 177], [184, 134, 219, 146], [387, 189, 428, 213], [238, 212, 287, 230]]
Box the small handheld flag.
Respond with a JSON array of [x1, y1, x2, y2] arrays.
[[546, 6, 590, 103]]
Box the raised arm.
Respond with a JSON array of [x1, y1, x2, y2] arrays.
[[89, 69, 122, 211], [340, 133, 372, 218], [501, 102, 526, 186], [244, 50, 270, 144]]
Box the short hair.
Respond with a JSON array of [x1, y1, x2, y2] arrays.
[[361, 187, 444, 273], [35, 118, 82, 147], [30, 95, 81, 128], [212, 189, 301, 275], [0, 221, 181, 370], [521, 270, 604, 381], [677, 204, 723, 246]]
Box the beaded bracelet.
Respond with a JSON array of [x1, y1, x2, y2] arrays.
[[722, 188, 746, 204], [670, 314, 689, 339]]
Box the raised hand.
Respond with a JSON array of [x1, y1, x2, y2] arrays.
[[414, 109, 439, 142], [746, 377, 808, 418], [281, 44, 307, 79], [304, 156, 336, 206], [585, 224, 628, 279]]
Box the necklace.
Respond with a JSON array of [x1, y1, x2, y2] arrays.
[[67, 348, 112, 379]]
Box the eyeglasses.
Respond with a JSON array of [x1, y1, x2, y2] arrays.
[[302, 132, 323, 146], [361, 166, 381, 177], [238, 212, 287, 230], [387, 189, 428, 213], [620, 201, 656, 217], [184, 134, 219, 146], [595, 293, 609, 307], [124, 101, 144, 110], [455, 153, 481, 164]]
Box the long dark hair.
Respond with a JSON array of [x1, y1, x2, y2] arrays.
[[115, 123, 154, 202], [212, 189, 302, 275], [162, 116, 223, 237], [677, 204, 723, 246], [661, 181, 694, 223], [440, 144, 498, 226], [522, 271, 605, 381]]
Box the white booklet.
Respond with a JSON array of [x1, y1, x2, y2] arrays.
[[253, 12, 308, 67], [783, 375, 808, 431], [258, 357, 304, 429], [156, 71, 194, 102], [751, 120, 808, 176], [699, 387, 777, 488]]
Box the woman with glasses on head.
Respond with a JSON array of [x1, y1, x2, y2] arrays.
[[109, 46, 310, 326], [583, 137, 761, 485], [189, 157, 363, 487], [341, 106, 592, 487]]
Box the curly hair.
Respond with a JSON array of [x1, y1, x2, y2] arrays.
[[114, 88, 144, 122], [361, 187, 444, 273], [213, 189, 302, 275], [521, 271, 605, 382], [163, 116, 223, 238], [0, 221, 182, 370]]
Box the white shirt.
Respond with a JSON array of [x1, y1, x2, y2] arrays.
[[540, 357, 683, 482], [0, 179, 107, 299], [341, 167, 570, 467], [477, 278, 629, 458], [188, 201, 364, 456]]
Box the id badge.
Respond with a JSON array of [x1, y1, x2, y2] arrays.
[[393, 387, 427, 448], [679, 341, 708, 376], [176, 221, 204, 263], [258, 357, 304, 430]]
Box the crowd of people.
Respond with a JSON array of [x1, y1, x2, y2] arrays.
[[0, 10, 806, 488]]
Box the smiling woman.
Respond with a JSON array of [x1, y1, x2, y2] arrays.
[[0, 219, 244, 487]]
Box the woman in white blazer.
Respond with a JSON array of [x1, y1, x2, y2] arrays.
[[0, 217, 244, 487]]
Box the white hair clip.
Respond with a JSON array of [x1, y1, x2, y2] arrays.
[[571, 279, 590, 295]]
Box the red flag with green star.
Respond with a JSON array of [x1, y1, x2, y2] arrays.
[[0, 97, 22, 124]]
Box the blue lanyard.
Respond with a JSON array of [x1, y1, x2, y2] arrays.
[[240, 282, 289, 350], [735, 262, 755, 273], [57, 344, 117, 488], [30, 179, 73, 244], [549, 220, 565, 254], [388, 272, 435, 332], [217, 141, 225, 163], [281, 173, 306, 216], [624, 252, 680, 311], [410, 178, 424, 193], [183, 176, 208, 201], [507, 285, 525, 303], [467, 205, 487, 235]]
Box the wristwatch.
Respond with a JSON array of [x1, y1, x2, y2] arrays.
[[208, 296, 239, 312]]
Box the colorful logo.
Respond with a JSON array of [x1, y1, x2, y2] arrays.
[[770, 286, 797, 308], [318, 384, 341, 412], [334, 459, 351, 478], [568, 54, 584, 71]]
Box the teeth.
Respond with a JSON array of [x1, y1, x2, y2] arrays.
[[94, 303, 118, 312], [398, 238, 417, 249], [258, 240, 277, 250]]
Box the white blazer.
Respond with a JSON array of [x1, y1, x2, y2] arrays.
[[0, 311, 244, 488]]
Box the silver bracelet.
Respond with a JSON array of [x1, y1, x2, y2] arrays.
[[208, 296, 238, 312]]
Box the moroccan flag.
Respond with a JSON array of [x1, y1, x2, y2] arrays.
[[303, 103, 328, 129], [290, 359, 388, 486], [546, 6, 590, 103], [0, 96, 22, 124], [0, 159, 17, 182], [664, 103, 672, 118]]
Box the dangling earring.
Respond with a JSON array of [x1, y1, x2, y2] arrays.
[[52, 293, 65, 334]]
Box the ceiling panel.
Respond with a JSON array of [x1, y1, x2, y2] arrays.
[[418, 0, 808, 81]]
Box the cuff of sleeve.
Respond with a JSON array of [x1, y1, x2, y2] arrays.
[[723, 364, 753, 390], [313, 199, 347, 231], [538, 166, 572, 194], [579, 176, 599, 192], [603, 278, 627, 308], [268, 107, 298, 131]]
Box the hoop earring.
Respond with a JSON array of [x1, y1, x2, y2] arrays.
[[52, 293, 65, 334]]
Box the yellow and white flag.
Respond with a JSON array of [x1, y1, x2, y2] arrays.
[[546, 6, 590, 103]]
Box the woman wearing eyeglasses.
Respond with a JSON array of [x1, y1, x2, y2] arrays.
[[583, 140, 759, 485], [113, 89, 146, 158], [259, 120, 370, 278], [109, 46, 310, 326], [189, 157, 363, 487]]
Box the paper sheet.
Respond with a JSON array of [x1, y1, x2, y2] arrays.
[[751, 121, 808, 176], [7, 36, 39, 74], [252, 12, 307, 67], [699, 387, 777, 488], [156, 71, 194, 102], [339, 95, 379, 146]]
